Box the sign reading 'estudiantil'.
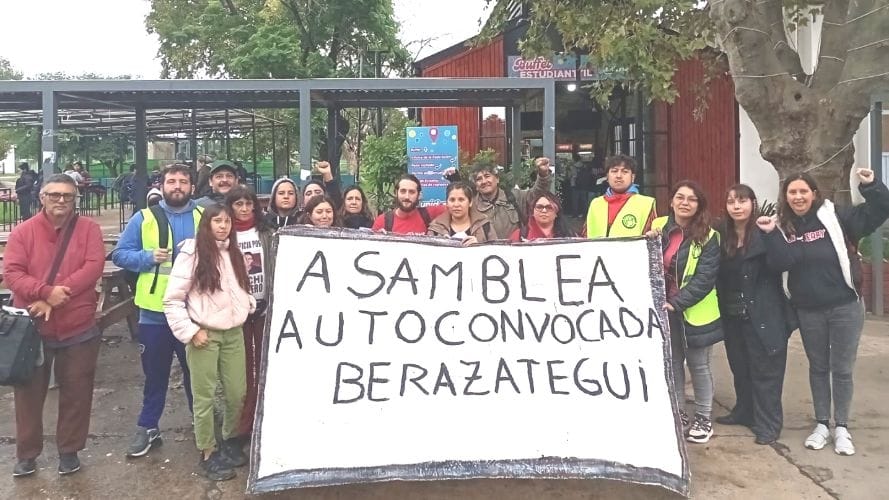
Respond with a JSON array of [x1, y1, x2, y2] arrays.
[[248, 228, 689, 496]]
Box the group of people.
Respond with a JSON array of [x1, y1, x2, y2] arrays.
[[5, 152, 887, 481]]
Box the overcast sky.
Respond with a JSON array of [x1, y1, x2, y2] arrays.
[[0, 0, 490, 79]]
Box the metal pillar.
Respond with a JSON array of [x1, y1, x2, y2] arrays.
[[871, 101, 884, 315], [190, 110, 198, 167], [285, 128, 292, 177], [224, 109, 231, 159], [40, 91, 58, 182], [299, 89, 312, 173], [134, 105, 148, 210], [271, 123, 277, 179], [509, 105, 522, 168], [542, 80, 556, 178], [327, 107, 340, 179], [251, 113, 258, 180]]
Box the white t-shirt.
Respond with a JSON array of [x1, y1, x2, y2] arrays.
[[237, 227, 266, 300], [450, 229, 469, 240]]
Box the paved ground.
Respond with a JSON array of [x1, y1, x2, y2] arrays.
[[0, 318, 886, 499]]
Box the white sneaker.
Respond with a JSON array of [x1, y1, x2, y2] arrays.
[[833, 427, 855, 456], [804, 423, 830, 450]]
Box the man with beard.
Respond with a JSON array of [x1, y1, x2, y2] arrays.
[[112, 164, 203, 459], [372, 174, 448, 234], [195, 160, 238, 207]]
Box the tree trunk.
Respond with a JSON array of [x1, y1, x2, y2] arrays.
[[710, 0, 888, 204]]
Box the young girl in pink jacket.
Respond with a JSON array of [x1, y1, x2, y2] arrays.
[[162, 203, 256, 481]]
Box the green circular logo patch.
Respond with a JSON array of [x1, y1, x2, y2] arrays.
[[621, 214, 638, 229]]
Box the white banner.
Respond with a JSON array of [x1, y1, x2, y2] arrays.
[[248, 228, 689, 496]]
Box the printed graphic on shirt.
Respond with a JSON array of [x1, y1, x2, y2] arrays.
[[621, 214, 637, 229], [238, 228, 265, 299]]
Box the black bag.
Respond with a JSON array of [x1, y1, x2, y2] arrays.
[[0, 215, 78, 386]]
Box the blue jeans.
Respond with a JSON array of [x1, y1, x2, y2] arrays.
[[796, 300, 864, 425], [136, 323, 193, 429]]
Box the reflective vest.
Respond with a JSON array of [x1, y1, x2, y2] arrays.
[[586, 194, 655, 238], [134, 207, 202, 312], [652, 216, 721, 327]]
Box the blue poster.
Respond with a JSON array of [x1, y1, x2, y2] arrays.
[[406, 126, 458, 205]]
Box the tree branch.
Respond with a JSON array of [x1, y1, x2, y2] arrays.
[[810, 0, 852, 91], [761, 0, 806, 81], [710, 0, 802, 111], [219, 0, 239, 15], [828, 0, 889, 112]]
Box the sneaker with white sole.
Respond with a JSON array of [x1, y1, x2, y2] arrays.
[[687, 413, 713, 444], [804, 423, 830, 450], [126, 427, 162, 458], [833, 427, 855, 456]]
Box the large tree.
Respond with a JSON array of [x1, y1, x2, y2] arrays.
[[495, 0, 889, 197], [146, 0, 411, 168]]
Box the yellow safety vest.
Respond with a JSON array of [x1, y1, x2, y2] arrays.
[[586, 194, 655, 238], [134, 207, 203, 312], [652, 216, 720, 327]]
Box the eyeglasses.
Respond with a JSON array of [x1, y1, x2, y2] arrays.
[[534, 204, 556, 212], [42, 192, 77, 202]]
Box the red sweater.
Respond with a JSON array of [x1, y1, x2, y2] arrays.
[[372, 205, 447, 234], [4, 212, 105, 341]]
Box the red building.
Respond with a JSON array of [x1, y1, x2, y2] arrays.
[[413, 25, 739, 215]]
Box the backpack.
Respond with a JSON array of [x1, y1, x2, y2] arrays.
[[384, 207, 431, 232], [109, 204, 177, 291]]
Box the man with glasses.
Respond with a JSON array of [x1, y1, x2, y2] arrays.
[[585, 154, 656, 238], [113, 164, 203, 459], [196, 160, 238, 208], [5, 174, 105, 477]]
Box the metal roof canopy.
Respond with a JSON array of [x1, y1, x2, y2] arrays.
[[0, 108, 287, 137], [0, 78, 556, 208]]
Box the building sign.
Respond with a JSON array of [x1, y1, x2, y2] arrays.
[[508, 55, 619, 80], [406, 126, 457, 205], [247, 228, 690, 496]]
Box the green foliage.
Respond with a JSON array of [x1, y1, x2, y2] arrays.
[[758, 200, 778, 217], [146, 0, 412, 166], [484, 0, 711, 104], [360, 117, 415, 211]]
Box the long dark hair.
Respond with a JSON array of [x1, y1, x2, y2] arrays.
[[299, 194, 342, 227], [225, 185, 270, 231], [194, 204, 250, 294], [525, 189, 575, 238], [669, 180, 711, 245], [723, 184, 758, 258], [777, 172, 823, 237], [339, 185, 374, 220]]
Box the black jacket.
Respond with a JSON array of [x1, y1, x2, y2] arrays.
[[660, 216, 723, 348], [717, 226, 796, 355], [764, 179, 889, 305]]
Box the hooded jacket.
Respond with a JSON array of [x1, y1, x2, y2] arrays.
[[263, 177, 301, 229], [427, 211, 497, 242], [764, 179, 889, 308]]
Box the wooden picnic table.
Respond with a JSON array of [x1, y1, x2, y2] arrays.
[[0, 232, 120, 246], [0, 260, 137, 340]]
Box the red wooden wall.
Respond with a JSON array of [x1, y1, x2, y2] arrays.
[[420, 37, 505, 159], [652, 58, 739, 215]]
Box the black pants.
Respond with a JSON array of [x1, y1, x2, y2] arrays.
[[722, 316, 788, 440]]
